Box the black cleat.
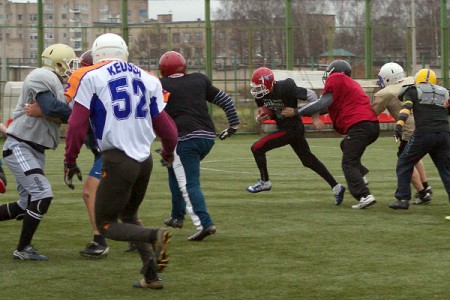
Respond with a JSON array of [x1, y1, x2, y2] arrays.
[[187, 225, 216, 241], [79, 242, 109, 259], [388, 200, 409, 210], [164, 218, 183, 229]]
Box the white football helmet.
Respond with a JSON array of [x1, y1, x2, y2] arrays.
[[41, 43, 77, 81], [377, 62, 405, 88], [91, 33, 129, 64]]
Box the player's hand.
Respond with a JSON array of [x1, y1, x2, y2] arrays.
[[312, 117, 325, 130], [24, 101, 44, 117], [281, 107, 295, 117], [219, 127, 237, 140], [256, 113, 270, 123], [64, 161, 82, 190], [393, 125, 402, 142], [155, 148, 174, 167]]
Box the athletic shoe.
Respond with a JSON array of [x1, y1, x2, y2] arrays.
[[351, 194, 376, 209], [133, 277, 163, 290], [187, 225, 216, 241], [425, 186, 433, 195], [388, 199, 410, 210], [79, 241, 109, 259], [124, 242, 137, 253], [0, 177, 6, 193], [246, 179, 271, 193], [164, 218, 184, 229], [13, 245, 48, 261], [151, 229, 171, 272], [333, 184, 346, 205], [412, 191, 432, 205]]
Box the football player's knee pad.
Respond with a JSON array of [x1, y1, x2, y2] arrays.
[[28, 197, 52, 217], [0, 202, 25, 221]]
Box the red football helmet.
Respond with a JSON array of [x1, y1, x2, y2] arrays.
[[159, 51, 186, 77], [80, 50, 93, 67], [250, 67, 274, 99]]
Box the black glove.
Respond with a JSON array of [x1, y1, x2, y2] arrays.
[[155, 148, 174, 168], [393, 125, 402, 142], [219, 127, 237, 140], [64, 161, 82, 190]]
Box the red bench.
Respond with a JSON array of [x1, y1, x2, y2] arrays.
[[262, 113, 395, 125]]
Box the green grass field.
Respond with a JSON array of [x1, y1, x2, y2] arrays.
[[0, 135, 449, 300]]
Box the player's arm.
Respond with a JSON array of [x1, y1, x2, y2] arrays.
[[153, 110, 178, 162], [209, 88, 240, 139], [65, 102, 90, 165], [282, 92, 333, 117], [394, 87, 414, 140], [34, 91, 72, 123]]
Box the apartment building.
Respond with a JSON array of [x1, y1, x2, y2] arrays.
[[0, 0, 148, 59]]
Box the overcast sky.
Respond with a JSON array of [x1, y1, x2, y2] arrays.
[[11, 0, 222, 22], [148, 0, 221, 21]]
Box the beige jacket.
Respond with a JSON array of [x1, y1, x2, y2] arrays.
[[372, 76, 415, 141]]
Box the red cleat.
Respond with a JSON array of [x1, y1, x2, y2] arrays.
[[0, 178, 6, 193]]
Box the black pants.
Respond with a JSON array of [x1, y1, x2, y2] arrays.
[[340, 121, 380, 200], [251, 124, 338, 188], [95, 149, 158, 269], [396, 131, 450, 201]]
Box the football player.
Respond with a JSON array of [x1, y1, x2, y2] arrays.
[[373, 62, 432, 205], [247, 67, 346, 205], [388, 69, 449, 209], [158, 50, 240, 241], [284, 60, 379, 209], [64, 33, 177, 289], [0, 44, 74, 260]]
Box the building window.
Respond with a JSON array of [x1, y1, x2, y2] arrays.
[[150, 34, 158, 44], [172, 33, 180, 44], [44, 4, 53, 11], [44, 33, 54, 39], [44, 14, 53, 20], [17, 15, 23, 21], [139, 10, 148, 18], [30, 14, 37, 21], [61, 14, 67, 19], [183, 33, 190, 43], [195, 32, 203, 42]]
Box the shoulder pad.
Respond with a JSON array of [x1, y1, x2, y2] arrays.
[[397, 84, 414, 101]]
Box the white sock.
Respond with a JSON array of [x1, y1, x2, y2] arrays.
[[332, 183, 342, 194]]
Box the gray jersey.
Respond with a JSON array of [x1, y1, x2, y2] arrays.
[[6, 68, 65, 149]]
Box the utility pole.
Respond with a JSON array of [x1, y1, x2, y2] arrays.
[[411, 0, 416, 74], [1, 0, 6, 81]]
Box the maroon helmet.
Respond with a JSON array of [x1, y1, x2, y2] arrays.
[[80, 49, 93, 67], [159, 51, 186, 77]]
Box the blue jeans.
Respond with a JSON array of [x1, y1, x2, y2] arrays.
[[396, 132, 450, 201], [168, 138, 215, 229]]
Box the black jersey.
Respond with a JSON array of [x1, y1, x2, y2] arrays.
[[256, 78, 308, 130], [160, 73, 219, 138], [401, 84, 449, 133]]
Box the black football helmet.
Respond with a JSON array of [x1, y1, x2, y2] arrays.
[[322, 60, 352, 83]]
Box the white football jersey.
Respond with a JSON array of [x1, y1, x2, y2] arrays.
[[65, 61, 166, 162]]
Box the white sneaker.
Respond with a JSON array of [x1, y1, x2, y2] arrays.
[[246, 179, 271, 193], [352, 194, 376, 209]]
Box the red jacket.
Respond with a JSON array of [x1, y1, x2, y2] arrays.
[[323, 73, 378, 134]]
